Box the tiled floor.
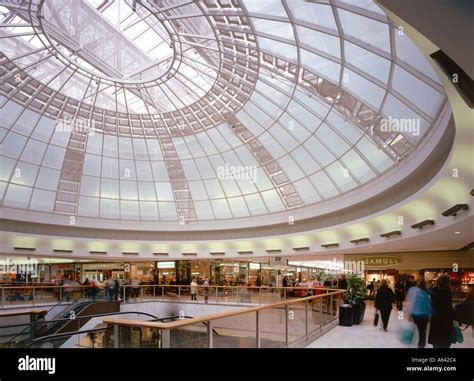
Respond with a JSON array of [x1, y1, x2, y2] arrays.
[[307, 301, 474, 348]]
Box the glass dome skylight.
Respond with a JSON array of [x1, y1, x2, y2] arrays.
[[0, 0, 449, 227]]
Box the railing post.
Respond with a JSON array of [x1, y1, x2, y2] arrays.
[[123, 286, 126, 302], [114, 324, 120, 348], [178, 285, 181, 299], [161, 329, 170, 348], [162, 285, 164, 301], [285, 304, 289, 348], [320, 297, 323, 331], [259, 287, 262, 306], [330, 294, 333, 317], [1, 287, 4, 308], [32, 288, 35, 306], [256, 311, 261, 348], [284, 287, 286, 300], [141, 286, 144, 302], [215, 286, 218, 303], [305, 300, 308, 339], [207, 321, 213, 348], [153, 286, 156, 299], [59, 286, 62, 302], [236, 287, 240, 305]]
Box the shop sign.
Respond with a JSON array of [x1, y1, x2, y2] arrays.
[[357, 256, 401, 266], [157, 261, 175, 268], [249, 263, 261, 270]]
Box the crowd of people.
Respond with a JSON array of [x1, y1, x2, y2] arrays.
[[373, 274, 473, 348]]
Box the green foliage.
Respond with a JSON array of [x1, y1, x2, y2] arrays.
[[345, 274, 367, 305]]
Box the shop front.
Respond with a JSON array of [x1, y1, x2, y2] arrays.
[[82, 262, 125, 283], [344, 251, 474, 297]]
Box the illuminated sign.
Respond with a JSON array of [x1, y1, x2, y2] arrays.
[[157, 261, 175, 268], [357, 256, 402, 266], [249, 263, 261, 270]]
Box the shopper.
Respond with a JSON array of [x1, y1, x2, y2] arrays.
[[375, 279, 395, 331], [203, 277, 210, 303], [338, 275, 347, 290], [394, 277, 405, 311], [454, 286, 474, 328], [105, 276, 116, 301], [367, 278, 375, 300], [428, 274, 455, 348], [407, 278, 432, 348], [190, 278, 198, 301]]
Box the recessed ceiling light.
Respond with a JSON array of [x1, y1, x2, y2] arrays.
[[454, 231, 461, 234]]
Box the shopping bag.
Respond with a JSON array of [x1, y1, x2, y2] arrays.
[[399, 321, 415, 344], [452, 321, 464, 344], [373, 311, 379, 326]]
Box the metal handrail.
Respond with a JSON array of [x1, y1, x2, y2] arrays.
[[3, 310, 160, 347], [24, 314, 194, 348]]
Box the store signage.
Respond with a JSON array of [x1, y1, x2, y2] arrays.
[[275, 257, 281, 261], [249, 263, 261, 270], [357, 256, 402, 266], [157, 261, 175, 268]]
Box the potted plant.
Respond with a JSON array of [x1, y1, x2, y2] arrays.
[[345, 274, 367, 325]]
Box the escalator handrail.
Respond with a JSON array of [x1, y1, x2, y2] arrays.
[[3, 311, 159, 345], [25, 327, 107, 348]]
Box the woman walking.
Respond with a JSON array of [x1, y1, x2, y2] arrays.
[[428, 274, 455, 348], [407, 278, 431, 348], [375, 279, 395, 331]]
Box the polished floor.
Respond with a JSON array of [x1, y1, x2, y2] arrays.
[[307, 302, 474, 348]]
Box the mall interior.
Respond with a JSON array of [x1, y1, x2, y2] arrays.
[[0, 0, 472, 350]]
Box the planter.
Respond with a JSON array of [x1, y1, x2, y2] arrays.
[[351, 302, 366, 325]]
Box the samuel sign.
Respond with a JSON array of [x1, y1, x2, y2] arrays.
[[358, 256, 402, 266]]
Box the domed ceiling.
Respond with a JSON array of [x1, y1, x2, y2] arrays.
[[0, 0, 450, 230]]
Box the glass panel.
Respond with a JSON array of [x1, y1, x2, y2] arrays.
[[138, 182, 157, 201], [300, 49, 341, 83], [257, 37, 298, 63], [30, 189, 55, 212], [310, 171, 339, 198], [290, 1, 337, 31], [293, 178, 321, 203], [78, 196, 99, 217], [343, 68, 385, 109], [3, 184, 32, 208], [344, 40, 391, 83], [120, 180, 138, 200], [381, 95, 430, 143], [20, 139, 47, 164], [244, 193, 268, 215], [297, 26, 341, 58], [252, 18, 295, 41], [315, 123, 350, 156], [158, 201, 177, 220], [10, 161, 38, 186], [101, 178, 119, 199], [242, 0, 288, 17], [326, 161, 358, 192], [291, 146, 321, 175], [195, 200, 214, 219], [341, 149, 376, 183], [139, 201, 159, 220], [303, 136, 336, 167], [211, 199, 232, 219], [120, 200, 139, 220], [261, 189, 285, 212], [337, 9, 390, 52], [278, 155, 305, 182], [356, 136, 393, 172], [100, 199, 120, 218], [83, 154, 102, 176], [392, 65, 444, 117], [155, 182, 174, 201], [80, 175, 100, 197], [227, 196, 250, 217], [36, 167, 60, 191]]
